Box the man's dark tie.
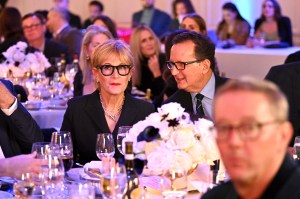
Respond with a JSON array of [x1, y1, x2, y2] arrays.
[[196, 93, 205, 118]]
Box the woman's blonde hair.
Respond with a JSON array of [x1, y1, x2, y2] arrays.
[[91, 39, 134, 72], [129, 25, 161, 87], [80, 25, 113, 85]]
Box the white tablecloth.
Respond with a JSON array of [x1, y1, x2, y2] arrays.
[[215, 46, 300, 79], [28, 108, 66, 129]]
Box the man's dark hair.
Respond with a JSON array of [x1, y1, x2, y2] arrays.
[[22, 12, 46, 24], [172, 31, 215, 71], [89, 1, 104, 12]]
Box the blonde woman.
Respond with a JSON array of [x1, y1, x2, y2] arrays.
[[74, 25, 113, 97], [130, 25, 166, 99], [62, 40, 154, 164]]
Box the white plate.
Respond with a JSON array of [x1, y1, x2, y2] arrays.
[[47, 104, 67, 110], [79, 161, 102, 181], [0, 190, 13, 198]]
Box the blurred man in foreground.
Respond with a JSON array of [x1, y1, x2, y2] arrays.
[[203, 77, 300, 198]]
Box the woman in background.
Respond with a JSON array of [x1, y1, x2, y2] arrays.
[[130, 25, 166, 100], [181, 13, 207, 35], [247, 0, 292, 47], [169, 0, 195, 31], [62, 39, 154, 164], [0, 7, 24, 60], [93, 15, 118, 39], [74, 25, 113, 97], [217, 2, 250, 45]]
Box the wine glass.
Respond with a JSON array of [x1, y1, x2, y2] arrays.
[[31, 142, 59, 158], [65, 64, 78, 91], [51, 131, 74, 172], [117, 126, 131, 155], [96, 134, 115, 160], [100, 163, 127, 199], [293, 136, 300, 161], [161, 162, 188, 199], [13, 173, 35, 199]]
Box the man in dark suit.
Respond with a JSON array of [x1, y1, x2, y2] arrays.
[[0, 79, 43, 158], [202, 78, 300, 199], [265, 61, 300, 146], [132, 0, 171, 37], [22, 12, 70, 67], [47, 6, 83, 58], [163, 32, 227, 120], [52, 0, 82, 29]]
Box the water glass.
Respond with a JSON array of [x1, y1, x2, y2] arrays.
[[117, 126, 131, 155], [51, 131, 74, 172], [13, 173, 35, 199], [96, 134, 115, 160], [161, 164, 187, 199], [68, 182, 95, 199], [294, 136, 300, 160], [100, 163, 127, 199]]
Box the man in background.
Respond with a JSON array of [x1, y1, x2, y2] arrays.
[[163, 32, 227, 120], [203, 78, 300, 198], [83, 0, 104, 29], [47, 6, 82, 58], [132, 0, 171, 37], [53, 0, 81, 29]]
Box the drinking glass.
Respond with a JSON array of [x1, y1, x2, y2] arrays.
[[13, 173, 35, 199], [65, 64, 78, 91], [31, 142, 59, 158], [294, 136, 300, 161], [161, 163, 188, 199], [51, 131, 74, 172], [68, 182, 95, 199], [117, 126, 131, 155], [100, 163, 127, 199], [96, 134, 115, 160]]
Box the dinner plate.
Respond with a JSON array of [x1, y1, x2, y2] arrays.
[[47, 104, 67, 110], [0, 190, 13, 198], [79, 161, 102, 181]]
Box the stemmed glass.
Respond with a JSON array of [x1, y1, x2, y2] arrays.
[[293, 136, 300, 161], [31, 142, 59, 159], [96, 134, 115, 160], [117, 126, 131, 155], [65, 64, 78, 91], [51, 131, 74, 172], [100, 161, 127, 199]]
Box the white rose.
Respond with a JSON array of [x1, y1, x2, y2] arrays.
[[13, 51, 26, 63], [168, 125, 195, 150], [0, 64, 9, 78], [187, 141, 207, 164], [172, 150, 193, 172], [147, 147, 173, 172], [144, 141, 161, 157], [158, 102, 185, 120]]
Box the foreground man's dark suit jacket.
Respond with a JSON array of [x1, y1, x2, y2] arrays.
[[0, 79, 43, 157]]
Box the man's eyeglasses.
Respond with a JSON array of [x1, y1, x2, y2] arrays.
[[166, 59, 202, 70], [211, 120, 283, 141], [22, 23, 42, 31], [97, 64, 132, 76]]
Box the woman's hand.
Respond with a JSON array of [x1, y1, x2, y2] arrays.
[[147, 55, 162, 78]]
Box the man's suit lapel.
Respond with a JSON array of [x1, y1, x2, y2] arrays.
[[84, 91, 110, 134], [178, 90, 194, 113]]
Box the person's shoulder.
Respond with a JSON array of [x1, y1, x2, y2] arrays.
[[163, 90, 188, 104], [270, 61, 300, 73], [67, 91, 96, 107], [280, 16, 291, 23], [154, 8, 171, 19], [202, 181, 236, 199]]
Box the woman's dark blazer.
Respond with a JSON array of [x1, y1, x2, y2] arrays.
[[254, 16, 293, 46], [61, 90, 155, 164]]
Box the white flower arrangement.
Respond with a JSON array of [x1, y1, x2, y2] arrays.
[[122, 102, 220, 173], [0, 41, 51, 78]]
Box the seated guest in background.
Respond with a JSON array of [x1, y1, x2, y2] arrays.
[[169, 0, 195, 31], [247, 0, 292, 47], [0, 7, 24, 60], [47, 6, 83, 58], [0, 152, 43, 178], [132, 0, 171, 37], [83, 0, 104, 29], [61, 40, 154, 164], [22, 12, 69, 73], [216, 2, 250, 46], [265, 61, 300, 146], [93, 15, 118, 38], [0, 79, 43, 158], [130, 25, 166, 100], [52, 0, 82, 29], [74, 25, 113, 97], [203, 77, 300, 199], [181, 13, 207, 35], [163, 32, 227, 120]]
